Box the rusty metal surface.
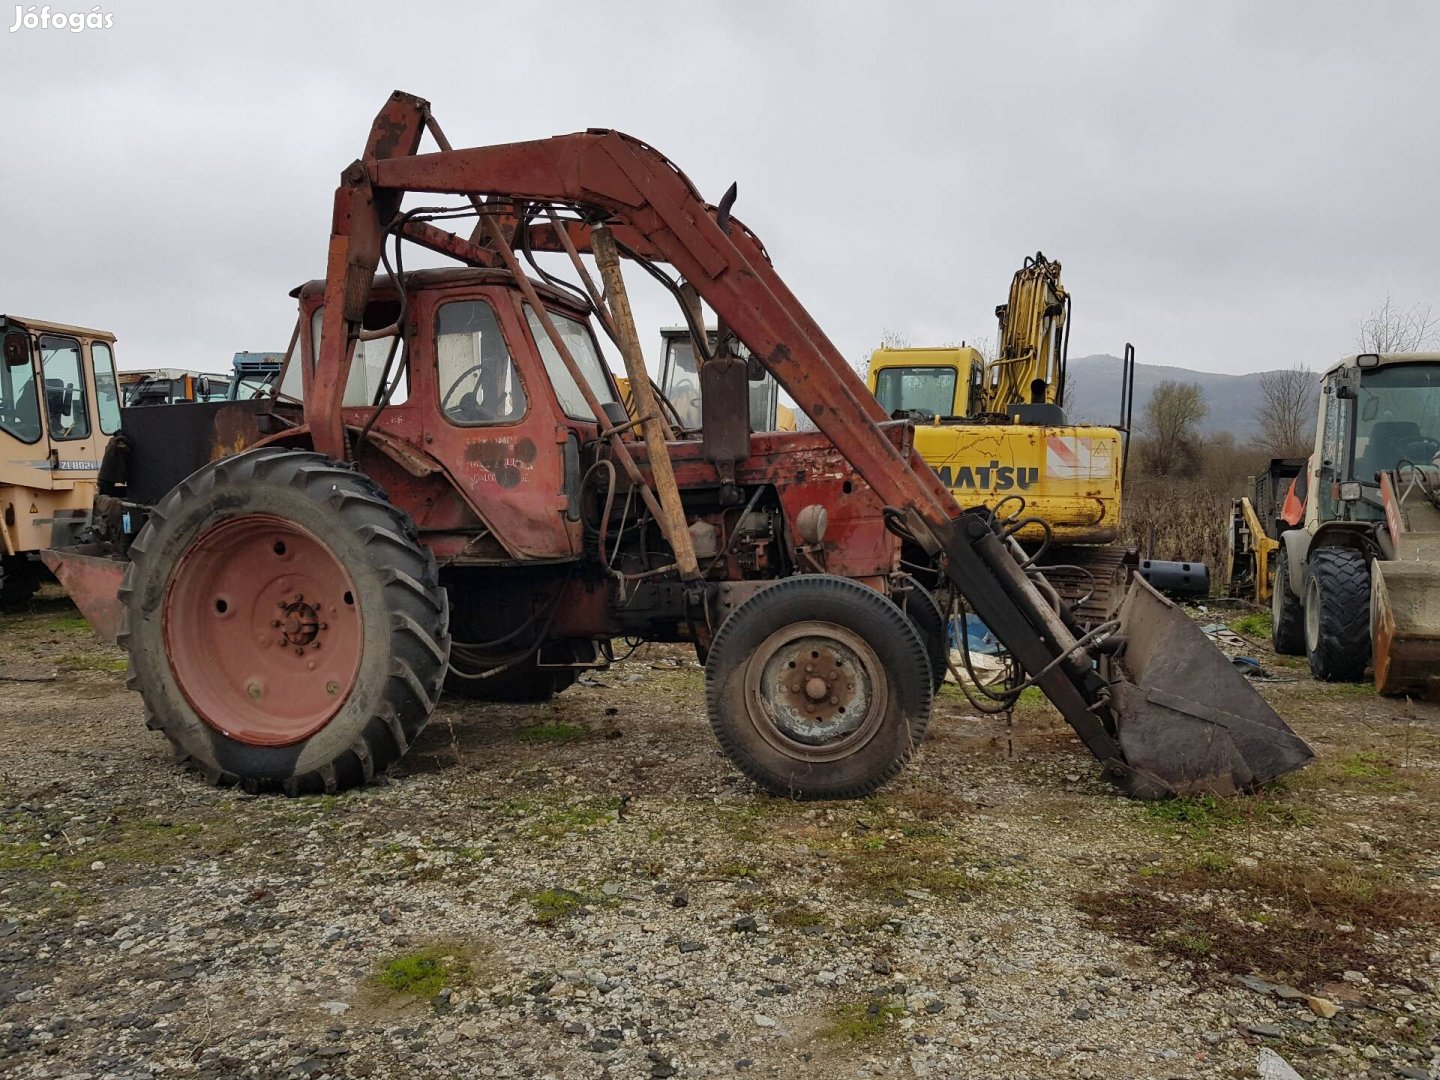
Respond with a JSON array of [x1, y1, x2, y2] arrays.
[[40, 546, 126, 643]]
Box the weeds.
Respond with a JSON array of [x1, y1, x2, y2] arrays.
[[1232, 611, 1272, 638], [375, 945, 470, 998], [823, 997, 906, 1042], [1141, 791, 1310, 835], [515, 887, 586, 925], [1075, 857, 1440, 985]]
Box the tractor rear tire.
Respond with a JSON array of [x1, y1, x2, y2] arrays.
[[1271, 551, 1305, 655], [120, 446, 450, 794], [898, 582, 948, 696], [705, 575, 933, 800], [1303, 547, 1371, 682]]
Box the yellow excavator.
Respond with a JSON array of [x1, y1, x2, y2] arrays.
[[866, 254, 1136, 618]]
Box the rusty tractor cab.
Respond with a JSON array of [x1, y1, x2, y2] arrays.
[[51, 91, 1311, 800], [0, 315, 124, 607]]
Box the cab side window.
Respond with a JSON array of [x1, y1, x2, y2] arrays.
[[436, 300, 526, 425], [90, 342, 122, 434]]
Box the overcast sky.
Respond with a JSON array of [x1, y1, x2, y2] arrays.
[[3, 0, 1437, 381]]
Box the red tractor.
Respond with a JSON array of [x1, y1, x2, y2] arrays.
[[50, 92, 1311, 800]]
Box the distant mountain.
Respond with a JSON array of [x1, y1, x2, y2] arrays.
[[1064, 353, 1283, 436]]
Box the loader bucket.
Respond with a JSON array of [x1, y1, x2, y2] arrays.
[[40, 545, 127, 644], [1107, 575, 1314, 798], [1372, 558, 1440, 699]]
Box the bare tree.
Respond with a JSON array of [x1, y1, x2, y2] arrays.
[[1355, 295, 1440, 353], [1138, 380, 1207, 477], [1255, 365, 1318, 456]]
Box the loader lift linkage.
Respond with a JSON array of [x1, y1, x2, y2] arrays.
[[55, 91, 1311, 799]]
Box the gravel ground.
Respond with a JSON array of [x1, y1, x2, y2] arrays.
[[2, 588, 1438, 1080]]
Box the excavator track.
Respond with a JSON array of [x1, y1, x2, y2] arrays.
[[1033, 544, 1136, 625]]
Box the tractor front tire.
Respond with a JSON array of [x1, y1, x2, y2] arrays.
[[1303, 547, 1371, 682], [705, 575, 933, 800], [120, 447, 450, 794], [1271, 550, 1305, 655]]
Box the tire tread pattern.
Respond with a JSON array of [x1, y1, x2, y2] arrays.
[[118, 446, 450, 794], [1305, 547, 1371, 682]]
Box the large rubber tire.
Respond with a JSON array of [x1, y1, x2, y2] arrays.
[[704, 575, 933, 800], [119, 447, 450, 794], [0, 555, 41, 611], [898, 582, 948, 696], [1303, 547, 1371, 682], [1271, 550, 1305, 655]]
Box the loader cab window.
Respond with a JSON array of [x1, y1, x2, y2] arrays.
[[310, 303, 409, 408], [524, 305, 616, 422], [873, 366, 957, 417], [90, 342, 122, 434], [1352, 363, 1440, 482], [39, 334, 90, 440], [437, 299, 526, 424], [0, 332, 42, 444]]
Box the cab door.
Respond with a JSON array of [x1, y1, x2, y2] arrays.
[[414, 286, 581, 560], [36, 333, 103, 482]]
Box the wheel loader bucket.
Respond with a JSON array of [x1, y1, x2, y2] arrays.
[[40, 545, 127, 644], [1106, 575, 1313, 798], [1372, 558, 1440, 699]]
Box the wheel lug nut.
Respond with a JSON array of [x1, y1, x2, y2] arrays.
[[271, 619, 281, 627], [294, 647, 304, 656], [294, 593, 304, 602], [326, 681, 340, 696]]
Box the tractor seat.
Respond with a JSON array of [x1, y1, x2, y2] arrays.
[[45, 378, 70, 429], [1356, 420, 1420, 480]]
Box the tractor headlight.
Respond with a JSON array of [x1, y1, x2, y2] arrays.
[[1338, 481, 1363, 502]]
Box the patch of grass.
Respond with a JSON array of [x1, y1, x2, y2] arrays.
[[823, 997, 906, 1042], [1232, 611, 1272, 638], [37, 614, 91, 634], [719, 861, 759, 879], [1141, 791, 1311, 835], [1336, 751, 1393, 779], [56, 654, 127, 673], [1075, 857, 1440, 985], [515, 723, 587, 744], [771, 903, 828, 930], [375, 945, 470, 998], [515, 887, 585, 925]]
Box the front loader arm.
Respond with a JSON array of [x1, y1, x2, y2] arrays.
[[310, 91, 1312, 797]]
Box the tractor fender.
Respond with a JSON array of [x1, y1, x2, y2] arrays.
[[1309, 522, 1382, 563], [1277, 529, 1311, 598]]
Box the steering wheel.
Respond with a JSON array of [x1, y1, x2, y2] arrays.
[[441, 364, 489, 419], [669, 378, 701, 427]]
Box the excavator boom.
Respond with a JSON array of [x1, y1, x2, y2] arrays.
[[311, 91, 1311, 797]]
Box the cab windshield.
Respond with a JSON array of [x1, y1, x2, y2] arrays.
[[873, 366, 957, 416], [1350, 363, 1440, 481]]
